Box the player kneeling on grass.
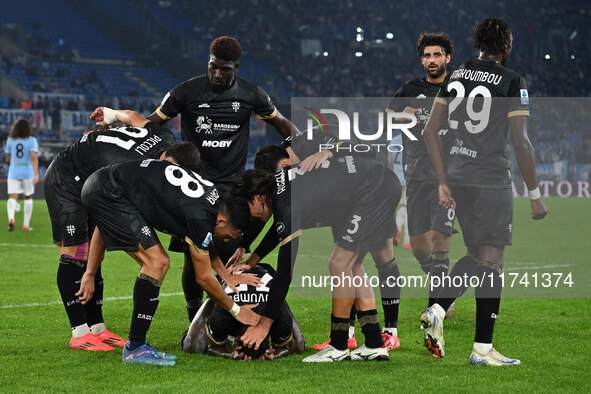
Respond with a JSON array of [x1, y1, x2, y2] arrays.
[[181, 263, 305, 361], [45, 108, 177, 351], [232, 145, 401, 362], [76, 147, 261, 366]]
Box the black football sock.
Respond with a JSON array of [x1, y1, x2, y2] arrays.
[[329, 315, 350, 351], [417, 252, 433, 275], [182, 251, 203, 322], [436, 253, 478, 311], [377, 259, 400, 329], [57, 256, 88, 329], [128, 273, 161, 344], [357, 309, 382, 349], [474, 263, 502, 344], [84, 267, 104, 327], [428, 252, 450, 307], [349, 305, 356, 326]]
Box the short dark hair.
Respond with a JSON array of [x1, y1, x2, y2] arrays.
[[165, 142, 201, 173], [254, 145, 290, 174], [417, 32, 454, 57], [233, 169, 275, 204], [474, 18, 512, 55], [219, 196, 251, 232], [9, 118, 32, 139], [210, 36, 242, 62]]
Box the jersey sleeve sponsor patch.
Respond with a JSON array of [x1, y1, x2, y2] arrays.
[[520, 89, 529, 105]]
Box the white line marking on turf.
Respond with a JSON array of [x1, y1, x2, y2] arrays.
[[505, 264, 571, 271], [0, 243, 54, 248], [0, 292, 184, 309]]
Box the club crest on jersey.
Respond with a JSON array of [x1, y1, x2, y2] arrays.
[[196, 116, 213, 134], [416, 94, 427, 99], [520, 89, 529, 105], [232, 101, 240, 112], [201, 232, 213, 248]]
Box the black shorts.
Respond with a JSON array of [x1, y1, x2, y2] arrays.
[[334, 168, 400, 252], [44, 160, 94, 246], [207, 301, 293, 345], [81, 168, 160, 252], [451, 184, 513, 248], [406, 180, 456, 236]]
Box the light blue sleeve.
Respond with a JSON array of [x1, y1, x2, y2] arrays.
[[31, 137, 38, 152], [5, 138, 13, 154]]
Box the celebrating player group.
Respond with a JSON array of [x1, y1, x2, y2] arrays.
[[49, 19, 547, 366]]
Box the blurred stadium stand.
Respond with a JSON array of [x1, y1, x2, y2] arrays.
[[0, 0, 589, 187]]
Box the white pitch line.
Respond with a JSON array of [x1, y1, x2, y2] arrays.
[[0, 292, 183, 310], [0, 243, 55, 248], [505, 264, 572, 271]]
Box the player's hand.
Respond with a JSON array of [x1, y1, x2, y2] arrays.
[[226, 247, 246, 269], [530, 198, 548, 220], [394, 106, 419, 122], [299, 150, 333, 173], [75, 272, 96, 305], [89, 107, 108, 126], [33, 174, 38, 185], [234, 303, 260, 326], [438, 183, 455, 210], [240, 316, 272, 350], [228, 253, 260, 274], [241, 348, 275, 362], [224, 272, 263, 293]]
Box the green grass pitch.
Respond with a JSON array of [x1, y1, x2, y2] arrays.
[[0, 198, 589, 392]]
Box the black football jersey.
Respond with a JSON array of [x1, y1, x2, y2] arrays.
[[109, 159, 221, 249], [436, 60, 530, 187], [387, 78, 451, 181], [157, 75, 277, 182], [224, 265, 274, 315], [57, 122, 176, 183], [271, 156, 394, 244]]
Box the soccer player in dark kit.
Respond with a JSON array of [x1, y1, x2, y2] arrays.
[[386, 32, 457, 332], [45, 108, 178, 351], [77, 153, 261, 365], [181, 263, 306, 361], [147, 36, 297, 324], [421, 18, 548, 365], [233, 146, 402, 362]]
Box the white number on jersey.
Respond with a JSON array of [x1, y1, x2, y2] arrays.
[[95, 127, 149, 150], [164, 165, 213, 198], [447, 81, 492, 134]]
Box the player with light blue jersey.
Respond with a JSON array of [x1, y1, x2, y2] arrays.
[[4, 118, 38, 231], [389, 133, 409, 249]]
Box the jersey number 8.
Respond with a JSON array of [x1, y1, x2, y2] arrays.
[[164, 165, 213, 198]]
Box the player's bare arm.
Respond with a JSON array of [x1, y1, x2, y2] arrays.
[[264, 111, 299, 139], [509, 116, 548, 220], [90, 107, 150, 128], [30, 150, 38, 184], [423, 101, 455, 209], [189, 245, 260, 326], [146, 112, 167, 125], [209, 247, 263, 292], [76, 227, 106, 304]]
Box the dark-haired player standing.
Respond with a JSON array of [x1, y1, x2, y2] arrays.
[[385, 33, 456, 346], [421, 18, 548, 365], [148, 36, 297, 323]]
